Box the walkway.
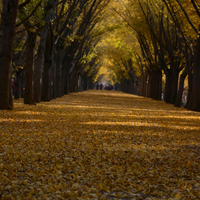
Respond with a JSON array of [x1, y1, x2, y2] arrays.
[[0, 90, 200, 199]]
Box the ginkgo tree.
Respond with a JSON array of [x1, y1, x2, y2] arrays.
[[110, 0, 200, 111], [161, 0, 200, 110], [0, 0, 112, 110], [0, 0, 19, 110], [1, 0, 200, 111], [86, 0, 140, 94]]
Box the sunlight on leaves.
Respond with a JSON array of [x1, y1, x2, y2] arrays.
[[0, 90, 200, 199]]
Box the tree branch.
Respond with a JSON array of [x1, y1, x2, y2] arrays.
[[18, 0, 31, 10], [175, 0, 198, 34], [191, 0, 200, 18], [16, 1, 42, 28]]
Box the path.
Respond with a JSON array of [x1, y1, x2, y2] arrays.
[[0, 90, 200, 199]]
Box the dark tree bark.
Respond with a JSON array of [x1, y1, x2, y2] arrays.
[[169, 66, 179, 104], [9, 67, 13, 108], [61, 63, 66, 96], [24, 31, 37, 105], [14, 71, 22, 99], [175, 67, 188, 107], [185, 72, 193, 109], [55, 45, 63, 97], [78, 73, 82, 92], [189, 34, 200, 111], [21, 70, 25, 98], [75, 71, 80, 92], [157, 70, 162, 100], [41, 32, 51, 101], [0, 0, 19, 110], [64, 64, 71, 95], [82, 73, 88, 91], [147, 72, 151, 98], [51, 59, 56, 99], [41, 62, 51, 101], [149, 69, 162, 100], [139, 70, 147, 97], [70, 69, 76, 93], [34, 20, 50, 103], [164, 68, 172, 103]]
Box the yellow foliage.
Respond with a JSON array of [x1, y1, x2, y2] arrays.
[[0, 90, 200, 199]]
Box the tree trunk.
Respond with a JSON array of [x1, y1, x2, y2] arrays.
[[157, 70, 162, 100], [61, 64, 66, 96], [9, 68, 13, 108], [64, 67, 70, 94], [41, 62, 51, 101], [147, 72, 151, 97], [21, 70, 25, 98], [139, 70, 147, 97], [164, 68, 172, 103], [175, 67, 188, 107], [79, 74, 83, 92], [41, 32, 51, 101], [190, 34, 200, 111], [75, 71, 80, 92], [170, 66, 179, 104], [34, 22, 50, 103], [128, 79, 135, 94], [55, 46, 63, 97], [0, 0, 19, 110], [71, 71, 76, 93], [24, 31, 37, 105], [149, 69, 162, 100], [69, 68, 76, 93], [83, 73, 88, 91], [51, 60, 56, 99], [149, 70, 154, 99], [14, 71, 21, 99], [185, 72, 193, 109]]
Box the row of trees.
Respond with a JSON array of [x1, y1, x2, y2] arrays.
[[133, 0, 200, 111], [0, 0, 110, 110], [93, 0, 200, 112], [0, 0, 200, 112]]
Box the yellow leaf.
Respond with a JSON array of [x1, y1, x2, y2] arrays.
[[175, 193, 182, 199], [72, 183, 79, 189], [115, 193, 122, 198]]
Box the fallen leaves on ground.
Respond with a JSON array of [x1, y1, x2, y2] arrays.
[[0, 90, 200, 200]]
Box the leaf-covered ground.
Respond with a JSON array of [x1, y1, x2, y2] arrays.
[[0, 90, 200, 200]]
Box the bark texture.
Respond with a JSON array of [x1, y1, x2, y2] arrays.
[[34, 21, 50, 103], [189, 35, 200, 111], [24, 31, 37, 104], [0, 0, 19, 109]]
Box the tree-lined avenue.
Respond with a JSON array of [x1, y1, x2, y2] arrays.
[[0, 90, 200, 199]]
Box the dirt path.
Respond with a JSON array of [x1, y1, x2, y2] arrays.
[[0, 90, 200, 199]]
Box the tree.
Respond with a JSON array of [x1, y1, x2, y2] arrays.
[[162, 0, 200, 110], [0, 0, 19, 110]]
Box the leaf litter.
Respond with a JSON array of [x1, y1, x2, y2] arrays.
[[0, 90, 200, 200]]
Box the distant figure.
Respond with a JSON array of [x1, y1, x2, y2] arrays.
[[105, 84, 113, 90], [96, 84, 99, 90], [100, 84, 103, 90]]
